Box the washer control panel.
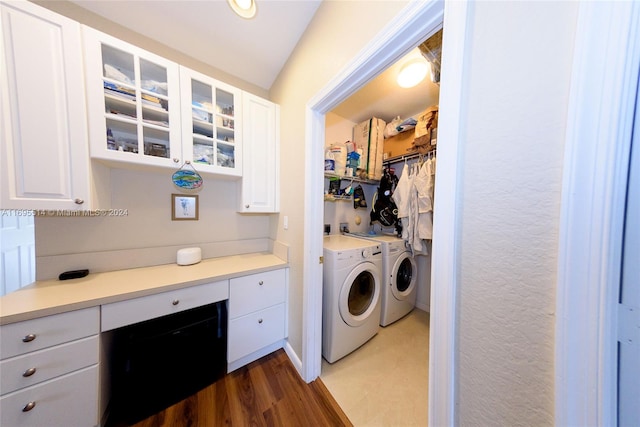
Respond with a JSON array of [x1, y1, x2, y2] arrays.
[[361, 245, 381, 259]]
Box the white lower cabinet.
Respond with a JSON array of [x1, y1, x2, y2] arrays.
[[227, 268, 287, 371], [228, 303, 286, 363], [0, 268, 289, 424], [0, 336, 98, 395], [100, 280, 229, 331], [0, 307, 100, 426], [0, 366, 98, 427]]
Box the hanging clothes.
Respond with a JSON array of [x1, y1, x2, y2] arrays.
[[408, 159, 426, 254], [416, 158, 434, 240], [393, 152, 436, 255], [393, 163, 412, 240]]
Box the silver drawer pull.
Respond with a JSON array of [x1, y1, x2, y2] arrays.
[[258, 318, 263, 324], [23, 367, 37, 377], [22, 401, 36, 412], [22, 334, 36, 343], [258, 280, 264, 286], [172, 299, 180, 306]]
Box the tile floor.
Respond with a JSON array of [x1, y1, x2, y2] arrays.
[[320, 309, 430, 426]]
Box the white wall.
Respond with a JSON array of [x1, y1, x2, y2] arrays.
[[269, 0, 409, 361], [35, 168, 271, 279], [323, 111, 375, 235], [454, 2, 578, 425]]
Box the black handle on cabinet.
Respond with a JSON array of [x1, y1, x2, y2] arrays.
[[22, 334, 36, 343], [22, 401, 36, 412], [172, 299, 180, 306], [23, 367, 37, 377]]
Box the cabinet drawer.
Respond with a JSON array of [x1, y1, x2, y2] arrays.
[[101, 280, 229, 331], [229, 269, 285, 318], [0, 365, 98, 427], [1, 335, 98, 396], [228, 303, 285, 362], [0, 308, 99, 359]]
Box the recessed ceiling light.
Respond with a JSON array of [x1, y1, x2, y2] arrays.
[[228, 0, 257, 19], [397, 59, 430, 88]]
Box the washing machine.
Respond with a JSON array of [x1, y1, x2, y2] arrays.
[[322, 234, 382, 363], [347, 233, 417, 326]]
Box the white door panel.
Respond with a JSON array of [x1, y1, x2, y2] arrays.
[[0, 214, 35, 295]]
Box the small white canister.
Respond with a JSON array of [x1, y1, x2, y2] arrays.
[[177, 247, 202, 266]]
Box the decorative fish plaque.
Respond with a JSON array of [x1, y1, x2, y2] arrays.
[[172, 163, 203, 190]]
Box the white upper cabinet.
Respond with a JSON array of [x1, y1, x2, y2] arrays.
[[0, 0, 91, 210], [239, 92, 280, 213], [82, 26, 182, 170], [179, 67, 242, 177]]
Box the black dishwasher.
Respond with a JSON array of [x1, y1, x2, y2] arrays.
[[111, 300, 227, 425]]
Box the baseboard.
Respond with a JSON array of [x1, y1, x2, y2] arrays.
[[283, 340, 304, 380], [416, 302, 430, 312]]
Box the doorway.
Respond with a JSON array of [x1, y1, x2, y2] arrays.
[[318, 32, 440, 425], [0, 214, 35, 295], [302, 1, 470, 426]]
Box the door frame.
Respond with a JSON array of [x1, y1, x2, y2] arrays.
[[302, 1, 470, 425], [555, 1, 640, 425]]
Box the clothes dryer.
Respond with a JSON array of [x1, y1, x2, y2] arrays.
[[347, 233, 417, 326], [322, 235, 382, 363]]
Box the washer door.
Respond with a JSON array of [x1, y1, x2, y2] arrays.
[[390, 252, 417, 301], [338, 262, 380, 327]]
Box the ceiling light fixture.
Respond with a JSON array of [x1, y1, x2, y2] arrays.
[[228, 0, 257, 19], [397, 59, 430, 88]]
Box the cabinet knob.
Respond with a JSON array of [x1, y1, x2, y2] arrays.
[[172, 299, 180, 306], [258, 318, 263, 324], [258, 280, 264, 286], [173, 158, 180, 163], [74, 198, 84, 205], [22, 334, 36, 343], [22, 367, 37, 377], [245, 204, 250, 209], [22, 401, 36, 412]]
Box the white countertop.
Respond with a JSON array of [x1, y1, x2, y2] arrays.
[[0, 252, 287, 325]]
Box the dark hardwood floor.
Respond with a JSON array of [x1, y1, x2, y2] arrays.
[[108, 349, 352, 427]]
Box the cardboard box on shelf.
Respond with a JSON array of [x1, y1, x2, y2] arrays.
[[383, 130, 416, 159], [353, 117, 385, 180], [414, 105, 439, 148]]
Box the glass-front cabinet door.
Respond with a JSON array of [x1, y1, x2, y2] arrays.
[[83, 27, 181, 169], [180, 67, 242, 177]]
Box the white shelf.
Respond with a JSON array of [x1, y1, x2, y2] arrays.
[[324, 172, 378, 185], [324, 194, 352, 202]]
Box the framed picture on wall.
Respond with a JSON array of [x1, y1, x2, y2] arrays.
[[171, 194, 199, 220]]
